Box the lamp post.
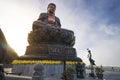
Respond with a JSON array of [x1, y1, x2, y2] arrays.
[[62, 53, 67, 80], [63, 60, 67, 80]]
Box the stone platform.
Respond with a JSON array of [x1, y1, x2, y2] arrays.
[[12, 60, 81, 77], [20, 44, 77, 61], [11, 20, 84, 79], [12, 43, 82, 78]]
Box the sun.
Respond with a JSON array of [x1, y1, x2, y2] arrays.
[[0, 1, 40, 56], [0, 10, 31, 56], [1, 24, 29, 56]]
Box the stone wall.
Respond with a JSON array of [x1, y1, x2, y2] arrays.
[[12, 64, 64, 78], [12, 64, 76, 79]]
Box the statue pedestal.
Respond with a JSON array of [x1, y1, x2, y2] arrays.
[[12, 21, 84, 79], [21, 44, 77, 60], [12, 64, 63, 77], [12, 44, 82, 79], [12, 60, 80, 80]]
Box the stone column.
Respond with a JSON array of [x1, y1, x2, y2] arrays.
[[32, 63, 44, 80]]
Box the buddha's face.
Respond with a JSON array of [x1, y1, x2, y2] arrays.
[[47, 4, 56, 14]]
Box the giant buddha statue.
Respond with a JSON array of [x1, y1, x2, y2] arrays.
[[20, 3, 78, 61]]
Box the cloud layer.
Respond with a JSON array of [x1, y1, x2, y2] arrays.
[[54, 0, 120, 66], [0, 0, 120, 66]]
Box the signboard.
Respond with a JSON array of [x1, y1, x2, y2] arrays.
[[48, 45, 76, 59]]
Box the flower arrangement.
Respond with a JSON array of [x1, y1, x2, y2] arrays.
[[12, 60, 85, 65], [66, 67, 75, 80]]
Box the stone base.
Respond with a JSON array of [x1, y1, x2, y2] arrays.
[[12, 57, 84, 79], [12, 64, 74, 79], [20, 44, 78, 61]]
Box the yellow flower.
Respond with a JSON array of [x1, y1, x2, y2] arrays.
[[12, 60, 85, 65]]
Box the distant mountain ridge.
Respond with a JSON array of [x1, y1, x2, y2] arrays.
[[0, 28, 18, 64]]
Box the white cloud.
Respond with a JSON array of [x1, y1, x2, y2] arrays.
[[0, 0, 120, 66]]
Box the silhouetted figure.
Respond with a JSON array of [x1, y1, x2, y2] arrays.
[[87, 48, 95, 78], [87, 49, 95, 65]]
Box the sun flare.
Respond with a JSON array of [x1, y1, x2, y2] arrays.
[[0, 1, 40, 56]]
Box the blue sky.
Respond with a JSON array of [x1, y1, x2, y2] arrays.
[[0, 0, 120, 66]]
